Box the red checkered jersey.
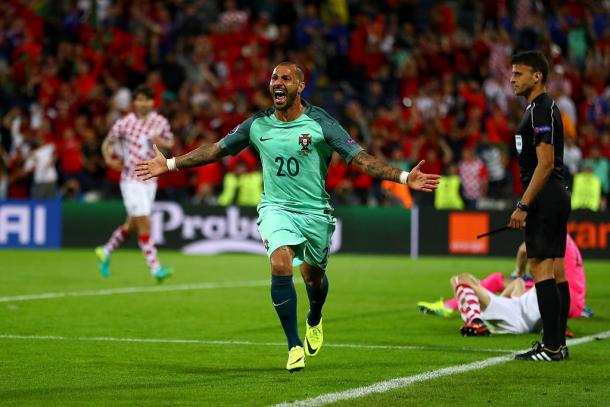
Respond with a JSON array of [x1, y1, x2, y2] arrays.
[[458, 158, 488, 200], [107, 112, 174, 183]]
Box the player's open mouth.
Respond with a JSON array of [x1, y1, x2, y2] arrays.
[[274, 88, 287, 104]]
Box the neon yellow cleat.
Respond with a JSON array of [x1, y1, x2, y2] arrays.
[[286, 346, 305, 372], [417, 299, 454, 317], [305, 318, 323, 357], [95, 246, 110, 278]]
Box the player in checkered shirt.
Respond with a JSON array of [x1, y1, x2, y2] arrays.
[[95, 85, 174, 282]]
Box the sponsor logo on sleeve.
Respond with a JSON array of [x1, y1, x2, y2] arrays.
[[228, 124, 240, 135], [534, 126, 551, 134]]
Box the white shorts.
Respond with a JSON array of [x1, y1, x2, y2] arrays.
[[481, 288, 542, 334], [120, 180, 157, 217]]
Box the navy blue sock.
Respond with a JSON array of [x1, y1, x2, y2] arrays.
[[271, 275, 302, 349], [306, 275, 329, 326]]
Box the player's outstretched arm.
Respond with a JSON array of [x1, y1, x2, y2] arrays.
[[351, 151, 440, 192], [135, 142, 226, 180]]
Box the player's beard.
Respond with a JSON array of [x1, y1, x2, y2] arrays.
[[514, 82, 533, 98], [274, 88, 298, 111]]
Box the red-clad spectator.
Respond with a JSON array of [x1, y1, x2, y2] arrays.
[[145, 70, 167, 108], [434, 3, 456, 35], [458, 147, 488, 209], [459, 80, 487, 120], [57, 128, 83, 178], [326, 152, 348, 191], [226, 148, 259, 173], [73, 60, 98, 103], [485, 103, 513, 146], [193, 161, 224, 204]]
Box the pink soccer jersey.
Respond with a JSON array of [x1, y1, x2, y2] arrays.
[[564, 233, 586, 318], [107, 111, 174, 183]]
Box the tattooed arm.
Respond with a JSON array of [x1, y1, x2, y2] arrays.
[[135, 142, 228, 180], [175, 142, 226, 169], [351, 151, 440, 192], [352, 151, 402, 182]]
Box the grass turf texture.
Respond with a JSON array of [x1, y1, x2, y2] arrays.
[[1, 250, 609, 406]]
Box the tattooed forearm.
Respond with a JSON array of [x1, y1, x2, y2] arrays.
[[176, 142, 226, 169], [352, 151, 402, 182]]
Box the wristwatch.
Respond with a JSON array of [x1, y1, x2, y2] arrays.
[[516, 201, 529, 212]]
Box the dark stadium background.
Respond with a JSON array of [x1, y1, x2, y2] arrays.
[[1, 0, 609, 209]]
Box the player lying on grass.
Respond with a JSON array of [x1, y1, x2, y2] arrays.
[[419, 233, 586, 318], [418, 234, 587, 349], [449, 273, 540, 336]]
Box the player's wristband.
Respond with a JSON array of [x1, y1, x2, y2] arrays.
[[399, 171, 410, 185], [166, 157, 178, 171]]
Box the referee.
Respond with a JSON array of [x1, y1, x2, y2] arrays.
[[509, 51, 571, 361]]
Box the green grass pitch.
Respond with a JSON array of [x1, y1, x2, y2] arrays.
[[1, 250, 609, 405]]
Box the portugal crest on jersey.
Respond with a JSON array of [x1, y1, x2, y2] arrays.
[[298, 134, 312, 155]]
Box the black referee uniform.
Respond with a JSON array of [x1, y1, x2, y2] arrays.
[[515, 92, 570, 258]]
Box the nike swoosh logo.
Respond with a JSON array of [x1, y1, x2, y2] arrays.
[[272, 299, 291, 307], [288, 355, 304, 367], [259, 137, 272, 142], [305, 337, 317, 354]]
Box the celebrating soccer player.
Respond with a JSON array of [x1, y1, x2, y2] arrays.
[[136, 62, 439, 372], [96, 85, 174, 282], [508, 51, 571, 361]]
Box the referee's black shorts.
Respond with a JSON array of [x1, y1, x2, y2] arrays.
[[525, 178, 571, 259]]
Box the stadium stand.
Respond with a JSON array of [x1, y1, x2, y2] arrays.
[[0, 0, 609, 210]]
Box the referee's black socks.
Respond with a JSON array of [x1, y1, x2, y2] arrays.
[[535, 278, 562, 351], [557, 281, 571, 347]]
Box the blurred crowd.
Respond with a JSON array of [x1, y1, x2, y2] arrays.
[[1, 0, 609, 210]]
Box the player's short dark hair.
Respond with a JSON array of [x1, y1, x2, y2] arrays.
[[133, 85, 154, 100], [277, 61, 305, 82], [511, 51, 550, 83]]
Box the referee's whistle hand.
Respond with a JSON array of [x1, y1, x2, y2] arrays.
[[135, 144, 168, 180], [509, 208, 527, 229]]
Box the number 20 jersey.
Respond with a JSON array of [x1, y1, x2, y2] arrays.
[[218, 101, 363, 214]]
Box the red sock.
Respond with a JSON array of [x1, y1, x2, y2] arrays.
[[138, 234, 160, 273], [447, 272, 505, 310], [103, 226, 128, 256], [455, 284, 482, 324]]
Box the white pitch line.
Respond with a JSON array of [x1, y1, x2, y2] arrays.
[[0, 334, 514, 354], [0, 280, 272, 303], [274, 330, 610, 407]]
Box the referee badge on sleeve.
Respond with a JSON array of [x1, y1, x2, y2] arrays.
[[515, 134, 522, 154]]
